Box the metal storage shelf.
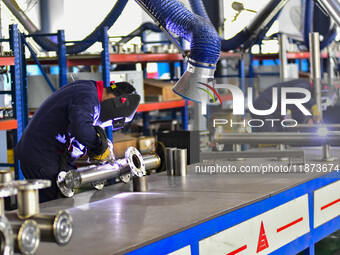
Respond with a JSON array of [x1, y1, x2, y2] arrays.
[[0, 119, 17, 130]]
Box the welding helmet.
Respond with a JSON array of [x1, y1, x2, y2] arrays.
[[99, 82, 140, 130]]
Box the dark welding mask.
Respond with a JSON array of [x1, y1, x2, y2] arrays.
[[99, 93, 140, 130]]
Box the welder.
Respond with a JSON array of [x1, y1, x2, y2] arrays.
[[14, 80, 140, 202], [250, 79, 321, 132]]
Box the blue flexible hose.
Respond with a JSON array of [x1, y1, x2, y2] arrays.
[[138, 0, 221, 67]]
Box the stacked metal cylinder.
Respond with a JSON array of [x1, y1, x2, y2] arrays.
[[0, 170, 73, 255], [165, 148, 188, 176]]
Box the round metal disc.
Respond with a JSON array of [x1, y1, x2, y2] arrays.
[[214, 126, 225, 152], [17, 220, 40, 255], [91, 181, 104, 190], [53, 210, 73, 246], [0, 216, 14, 255], [56, 172, 74, 198], [119, 173, 131, 183], [125, 147, 145, 177], [13, 180, 51, 190], [0, 184, 17, 198]]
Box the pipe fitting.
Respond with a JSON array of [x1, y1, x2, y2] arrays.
[[30, 210, 73, 246], [0, 170, 14, 185], [13, 180, 51, 219], [11, 220, 40, 255], [57, 147, 147, 197], [0, 215, 13, 255]]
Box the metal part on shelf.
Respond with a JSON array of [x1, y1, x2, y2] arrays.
[[200, 150, 305, 165], [57, 147, 146, 197], [11, 220, 40, 255], [13, 180, 51, 219], [215, 131, 340, 146], [132, 176, 148, 192]]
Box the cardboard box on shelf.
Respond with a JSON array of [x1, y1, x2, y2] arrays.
[[144, 79, 182, 102], [137, 136, 155, 154], [113, 133, 138, 158]]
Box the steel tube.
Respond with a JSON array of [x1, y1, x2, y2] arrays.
[[165, 148, 176, 176], [279, 33, 288, 81], [309, 32, 323, 120], [317, 0, 340, 27], [143, 153, 161, 171], [57, 147, 146, 197], [6, 210, 73, 247], [174, 149, 187, 176], [132, 176, 148, 192], [13, 180, 51, 219], [216, 132, 340, 146], [73, 160, 129, 187]]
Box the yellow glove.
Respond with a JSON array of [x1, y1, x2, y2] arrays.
[[92, 139, 115, 164], [311, 104, 322, 123]]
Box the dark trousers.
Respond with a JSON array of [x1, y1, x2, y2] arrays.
[[20, 161, 60, 203]]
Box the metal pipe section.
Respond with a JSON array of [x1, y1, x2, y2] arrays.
[[216, 132, 340, 146], [2, 0, 38, 33], [165, 148, 176, 176], [6, 210, 73, 247], [0, 184, 16, 255], [309, 32, 323, 120], [279, 33, 288, 81], [57, 147, 146, 197], [0, 215, 14, 255], [174, 149, 187, 176], [0, 170, 14, 184], [143, 153, 161, 171], [10, 220, 40, 255], [132, 176, 148, 192], [13, 180, 51, 219], [317, 0, 340, 27]]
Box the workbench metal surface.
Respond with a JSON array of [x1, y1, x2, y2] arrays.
[[34, 147, 340, 255]]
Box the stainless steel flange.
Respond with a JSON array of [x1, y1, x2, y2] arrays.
[[56, 171, 74, 198], [12, 219, 40, 255], [125, 147, 146, 177], [0, 215, 14, 255], [0, 184, 17, 216], [13, 180, 51, 219]]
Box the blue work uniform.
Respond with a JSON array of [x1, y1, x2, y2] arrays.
[[14, 80, 103, 202], [251, 79, 315, 132]]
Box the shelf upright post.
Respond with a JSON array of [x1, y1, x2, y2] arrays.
[[101, 26, 112, 141], [20, 34, 28, 128], [57, 30, 67, 87], [9, 24, 24, 180]]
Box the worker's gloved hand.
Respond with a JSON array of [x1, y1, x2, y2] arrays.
[[89, 126, 115, 164], [311, 104, 322, 123]]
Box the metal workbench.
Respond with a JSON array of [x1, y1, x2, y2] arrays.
[[27, 147, 340, 255]]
